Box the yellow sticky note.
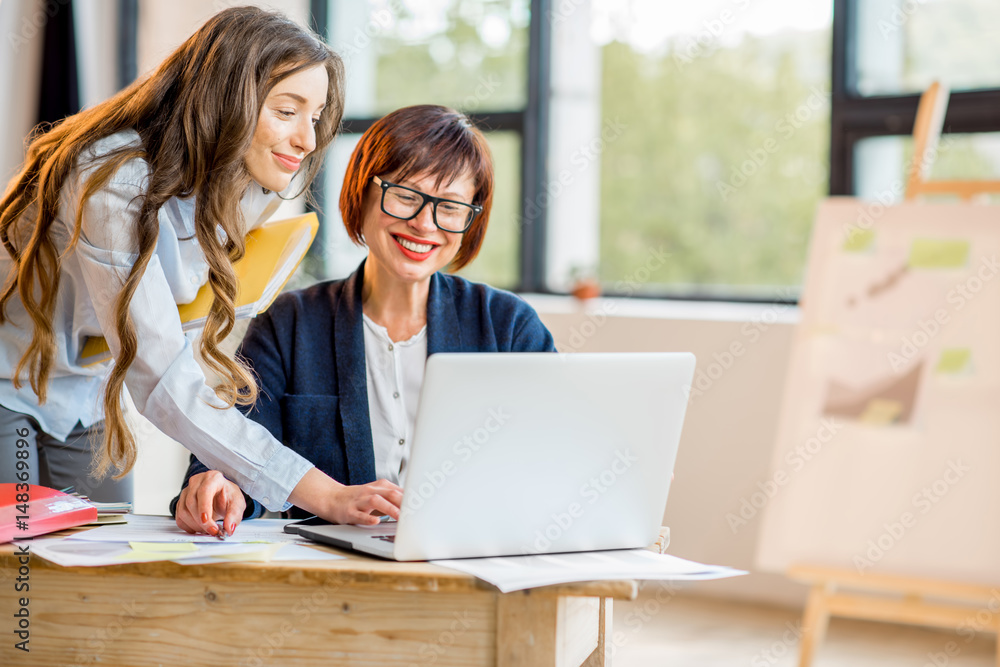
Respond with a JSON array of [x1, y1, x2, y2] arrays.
[[908, 239, 969, 269], [129, 542, 199, 553], [843, 229, 875, 252], [859, 398, 904, 426], [936, 348, 971, 374]]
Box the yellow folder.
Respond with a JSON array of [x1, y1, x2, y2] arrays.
[[78, 212, 319, 367]]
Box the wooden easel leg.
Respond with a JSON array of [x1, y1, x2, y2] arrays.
[[798, 583, 831, 667]]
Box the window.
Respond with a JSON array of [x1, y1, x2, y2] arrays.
[[854, 133, 1000, 202], [305, 0, 534, 289], [580, 0, 834, 300], [854, 0, 1000, 97], [309, 0, 1000, 302], [831, 0, 1000, 199]]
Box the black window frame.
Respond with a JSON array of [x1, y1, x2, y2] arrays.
[[107, 0, 1000, 304], [310, 0, 1000, 303], [308, 0, 551, 293], [830, 0, 1000, 196]]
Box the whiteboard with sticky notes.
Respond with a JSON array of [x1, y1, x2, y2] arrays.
[[756, 197, 1000, 586]]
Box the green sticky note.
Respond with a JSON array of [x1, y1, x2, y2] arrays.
[[129, 542, 199, 553], [843, 229, 875, 252], [908, 239, 969, 269], [936, 348, 971, 374]]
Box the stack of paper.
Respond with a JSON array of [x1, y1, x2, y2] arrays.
[[64, 489, 132, 525], [432, 549, 746, 593]]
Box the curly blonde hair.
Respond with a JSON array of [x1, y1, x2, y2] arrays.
[[0, 7, 345, 478]]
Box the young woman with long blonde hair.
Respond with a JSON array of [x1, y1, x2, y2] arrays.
[[0, 6, 399, 536]]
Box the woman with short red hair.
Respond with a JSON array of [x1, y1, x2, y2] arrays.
[[173, 105, 556, 530]]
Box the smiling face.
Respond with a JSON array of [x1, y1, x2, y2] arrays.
[[245, 64, 329, 192], [361, 170, 476, 285]]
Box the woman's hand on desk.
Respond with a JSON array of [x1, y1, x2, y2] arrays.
[[289, 468, 403, 525], [330, 479, 404, 525], [174, 470, 246, 537]]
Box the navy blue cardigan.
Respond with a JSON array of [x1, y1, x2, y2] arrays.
[[170, 261, 556, 519]]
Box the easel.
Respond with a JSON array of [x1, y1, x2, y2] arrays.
[[790, 565, 1000, 667], [790, 81, 1000, 667], [905, 81, 1000, 201]]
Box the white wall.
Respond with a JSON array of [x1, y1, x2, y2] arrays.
[[0, 0, 43, 186], [135, 0, 310, 78], [74, 0, 119, 109]]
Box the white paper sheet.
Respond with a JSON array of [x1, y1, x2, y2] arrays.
[[175, 543, 345, 565], [432, 549, 746, 593], [66, 515, 306, 544], [27, 537, 286, 567]]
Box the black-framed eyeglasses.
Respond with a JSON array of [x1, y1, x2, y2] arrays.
[[372, 176, 482, 233]]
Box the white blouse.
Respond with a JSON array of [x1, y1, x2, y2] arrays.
[[362, 313, 427, 487], [0, 130, 313, 511]]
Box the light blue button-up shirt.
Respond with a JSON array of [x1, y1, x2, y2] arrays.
[[0, 130, 313, 511]]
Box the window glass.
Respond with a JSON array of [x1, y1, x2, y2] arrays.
[[330, 0, 530, 118], [854, 133, 1000, 203], [592, 0, 833, 298], [854, 0, 1000, 96]]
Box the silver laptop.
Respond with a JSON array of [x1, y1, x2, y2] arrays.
[[298, 352, 695, 561]]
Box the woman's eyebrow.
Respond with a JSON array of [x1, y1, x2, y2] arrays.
[[272, 92, 326, 110]]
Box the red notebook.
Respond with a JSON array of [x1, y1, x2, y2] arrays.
[[0, 484, 98, 543]]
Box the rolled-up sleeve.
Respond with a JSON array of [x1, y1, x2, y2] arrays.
[[75, 177, 313, 511]]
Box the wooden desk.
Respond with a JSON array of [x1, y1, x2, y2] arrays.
[[1, 537, 636, 666]]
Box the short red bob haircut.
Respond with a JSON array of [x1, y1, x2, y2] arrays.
[[339, 105, 495, 271]]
